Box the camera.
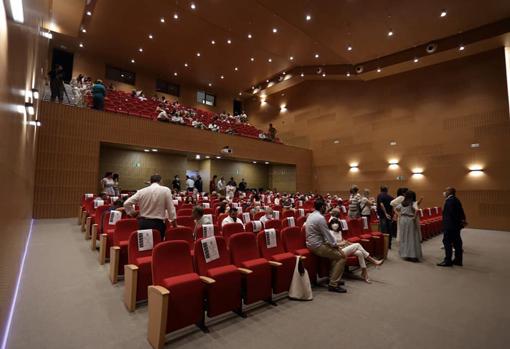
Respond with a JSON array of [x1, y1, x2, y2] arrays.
[[220, 146, 233, 155]]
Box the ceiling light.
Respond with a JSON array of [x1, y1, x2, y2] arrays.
[[346, 72, 350, 77], [413, 57, 419, 63], [79, 43, 84, 48], [195, 154, 201, 159], [81, 28, 87, 33], [267, 82, 274, 87], [440, 9, 447, 18], [238, 92, 242, 96], [138, 48, 143, 52], [333, 140, 340, 144], [250, 57, 255, 62], [220, 75, 224, 79], [390, 141, 397, 146], [282, 71, 285, 75], [322, 73, 326, 77], [305, 14, 311, 21], [314, 53, 319, 58], [130, 59, 135, 63], [300, 73, 304, 77], [173, 13, 179, 19], [211, 40, 215, 45], [173, 72, 178, 76], [148, 34, 153, 39], [347, 45, 353, 51], [205, 156, 210, 159], [272, 28, 278, 33], [377, 68, 381, 73], [160, 17, 165, 23], [144, 149, 150, 152], [266, 80, 269, 83], [459, 44, 465, 51], [252, 161, 257, 164], [247, 33, 252, 39], [234, 67, 238, 71], [9, 0, 24, 23], [265, 161, 270, 164], [470, 143, 480, 148], [387, 30, 394, 37], [190, 3, 196, 10], [86, 11, 92, 16], [227, 39, 232, 44], [216, 156, 221, 159], [268, 58, 272, 62], [289, 56, 294, 60], [208, 83, 212, 87], [196, 52, 201, 57], [151, 149, 158, 152], [184, 63, 188, 67]]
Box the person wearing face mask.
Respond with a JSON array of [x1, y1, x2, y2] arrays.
[[328, 218, 383, 283], [305, 199, 347, 293], [171, 175, 181, 191], [259, 207, 274, 224], [221, 207, 240, 227], [438, 187, 467, 267]]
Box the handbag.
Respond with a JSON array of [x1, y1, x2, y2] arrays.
[[288, 256, 313, 301]]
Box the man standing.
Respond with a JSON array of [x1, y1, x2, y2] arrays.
[[123, 175, 176, 240], [306, 199, 347, 293], [348, 185, 362, 218], [377, 186, 395, 249], [48, 64, 65, 103], [238, 178, 247, 192], [438, 187, 467, 267], [186, 175, 195, 192], [194, 175, 203, 193], [217, 176, 226, 196], [171, 175, 181, 191]]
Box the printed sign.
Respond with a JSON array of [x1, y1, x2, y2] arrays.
[[203, 214, 213, 225], [172, 199, 178, 206], [252, 221, 263, 232], [232, 202, 240, 208], [121, 193, 129, 198], [434, 207, 439, 215], [202, 224, 215, 238], [85, 193, 94, 199], [110, 196, 119, 202], [94, 199, 104, 209], [242, 212, 251, 224], [340, 206, 347, 213], [203, 202, 210, 208], [340, 219, 349, 231], [201, 236, 220, 263], [361, 216, 369, 230], [108, 210, 122, 225], [298, 208, 305, 217], [137, 229, 154, 251], [264, 229, 277, 248], [287, 217, 296, 227], [418, 209, 424, 217], [273, 211, 280, 220]]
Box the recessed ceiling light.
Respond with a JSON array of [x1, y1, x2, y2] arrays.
[[211, 40, 215, 45], [173, 13, 179, 20], [234, 67, 238, 71], [266, 80, 269, 83], [86, 11, 92, 16], [216, 156, 221, 159], [376, 68, 381, 73], [459, 45, 465, 51], [333, 140, 340, 144], [130, 59, 135, 63], [138, 48, 143, 52], [322, 73, 326, 77], [300, 73, 304, 77], [205, 155, 210, 159], [190, 3, 196, 10], [184, 63, 188, 67], [268, 58, 272, 62], [346, 72, 350, 77], [470, 143, 480, 148], [347, 45, 353, 51], [148, 34, 153, 39], [252, 161, 257, 164], [238, 92, 242, 96], [282, 71, 286, 75], [305, 14, 311, 21], [160, 17, 165, 23], [390, 141, 397, 146], [440, 9, 447, 18], [289, 56, 294, 60], [151, 149, 158, 152], [220, 75, 224, 79], [173, 72, 178, 76], [227, 39, 232, 44], [387, 30, 394, 37], [144, 149, 150, 152], [272, 28, 278, 33], [208, 83, 212, 87], [81, 28, 87, 33], [265, 161, 270, 165], [314, 53, 319, 58], [250, 57, 255, 62], [79, 43, 84, 48], [247, 33, 252, 39], [413, 57, 419, 63], [196, 52, 201, 56]]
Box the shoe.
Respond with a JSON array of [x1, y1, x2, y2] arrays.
[[452, 260, 463, 266], [437, 261, 453, 267], [328, 286, 347, 293]]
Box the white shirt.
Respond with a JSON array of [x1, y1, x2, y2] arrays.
[[186, 178, 195, 189], [217, 180, 226, 191], [221, 215, 240, 227], [259, 214, 273, 224], [123, 183, 176, 220]]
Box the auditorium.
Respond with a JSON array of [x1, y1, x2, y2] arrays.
[[2, 0, 510, 348]]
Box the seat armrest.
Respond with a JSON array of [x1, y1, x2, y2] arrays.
[[238, 267, 253, 274], [268, 261, 283, 267], [199, 276, 216, 284]]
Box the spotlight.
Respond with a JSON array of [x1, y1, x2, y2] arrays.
[[252, 161, 257, 164], [306, 14, 311, 21], [268, 58, 272, 62], [220, 75, 224, 79], [387, 30, 394, 37], [227, 39, 232, 44], [346, 72, 350, 77], [173, 13, 179, 19], [413, 57, 419, 63], [130, 59, 135, 63], [234, 67, 238, 71], [196, 52, 201, 57], [211, 40, 215, 45], [216, 156, 221, 159], [81, 28, 87, 33], [79, 43, 84, 48], [173, 72, 178, 76], [459, 45, 465, 51], [148, 34, 153, 39], [138, 48, 143, 52], [265, 161, 270, 165], [333, 140, 340, 144], [289, 56, 294, 60], [376, 68, 382, 73], [390, 141, 397, 146], [86, 11, 92, 16], [347, 45, 352, 51], [247, 33, 252, 39], [300, 73, 304, 77], [190, 3, 196, 10], [195, 154, 201, 160], [250, 57, 254, 62], [272, 28, 278, 33], [440, 9, 447, 18], [314, 53, 319, 58], [143, 149, 150, 152], [160, 17, 165, 23], [184, 63, 188, 67], [208, 83, 212, 87]]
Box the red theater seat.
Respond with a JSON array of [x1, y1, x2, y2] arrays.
[[221, 223, 245, 246], [281, 226, 317, 285], [176, 216, 195, 229], [109, 219, 139, 284], [166, 226, 194, 253], [263, 219, 281, 231]]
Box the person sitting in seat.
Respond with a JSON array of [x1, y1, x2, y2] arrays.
[[156, 106, 169, 122], [328, 217, 383, 283], [329, 208, 341, 222], [259, 207, 274, 224], [221, 207, 240, 227], [208, 123, 220, 132], [191, 205, 210, 239], [170, 112, 185, 124]]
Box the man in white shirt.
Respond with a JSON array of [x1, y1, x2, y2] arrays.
[[221, 207, 240, 227], [186, 176, 195, 192], [123, 175, 176, 239], [217, 177, 226, 196]]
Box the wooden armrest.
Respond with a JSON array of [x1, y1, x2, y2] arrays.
[[238, 267, 253, 274], [268, 261, 283, 267], [361, 239, 370, 242], [372, 236, 381, 239], [299, 255, 307, 260], [149, 285, 170, 296], [112, 246, 121, 251], [199, 276, 216, 284], [125, 264, 139, 271]]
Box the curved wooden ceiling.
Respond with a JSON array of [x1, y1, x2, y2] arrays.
[[49, 0, 510, 95]]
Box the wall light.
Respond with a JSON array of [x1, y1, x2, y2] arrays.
[[40, 31, 53, 39], [388, 159, 399, 169], [411, 168, 424, 175], [349, 163, 359, 172], [260, 98, 267, 106], [252, 161, 257, 164], [205, 156, 210, 159], [280, 104, 287, 112], [24, 102, 34, 116], [9, 0, 25, 23], [265, 161, 270, 164], [468, 164, 484, 176], [216, 156, 221, 159]]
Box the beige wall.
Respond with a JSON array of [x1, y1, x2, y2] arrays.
[[245, 49, 510, 231], [71, 51, 234, 113], [0, 0, 50, 338], [210, 160, 269, 190], [269, 165, 297, 193]]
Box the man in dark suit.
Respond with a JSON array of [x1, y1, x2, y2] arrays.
[[438, 187, 467, 267]]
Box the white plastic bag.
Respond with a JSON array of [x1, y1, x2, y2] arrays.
[[288, 256, 313, 301]]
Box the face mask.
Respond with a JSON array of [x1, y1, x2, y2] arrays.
[[331, 223, 340, 231]]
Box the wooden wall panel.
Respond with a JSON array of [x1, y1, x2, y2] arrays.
[[34, 103, 312, 218], [246, 49, 510, 231]]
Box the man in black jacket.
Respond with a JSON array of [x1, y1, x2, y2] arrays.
[[438, 187, 467, 267]]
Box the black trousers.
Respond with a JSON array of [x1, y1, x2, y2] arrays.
[[443, 229, 463, 263], [379, 215, 394, 248], [138, 217, 166, 240]]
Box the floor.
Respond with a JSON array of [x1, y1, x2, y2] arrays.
[[7, 219, 510, 349]]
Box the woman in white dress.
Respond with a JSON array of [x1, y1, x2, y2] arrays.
[[100, 172, 115, 196], [390, 187, 408, 241], [396, 191, 423, 262], [328, 218, 383, 283]]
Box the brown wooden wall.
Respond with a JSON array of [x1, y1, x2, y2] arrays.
[[33, 102, 313, 218], [245, 49, 510, 231]]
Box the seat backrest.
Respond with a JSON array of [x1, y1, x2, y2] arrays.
[[195, 224, 220, 239], [257, 229, 285, 259], [229, 233, 260, 266], [217, 213, 228, 227], [281, 226, 305, 253], [94, 205, 110, 222], [152, 241, 194, 286], [113, 219, 139, 245], [282, 210, 295, 219], [176, 216, 195, 229], [222, 223, 245, 245], [281, 216, 296, 228], [254, 211, 265, 220], [194, 236, 230, 275], [177, 208, 193, 217], [244, 220, 264, 233], [166, 227, 194, 250], [128, 229, 161, 264], [296, 216, 306, 227], [181, 203, 193, 210], [263, 219, 281, 231], [346, 218, 363, 238]]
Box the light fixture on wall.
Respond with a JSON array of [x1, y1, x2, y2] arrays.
[[31, 88, 39, 100], [26, 120, 41, 127], [252, 161, 257, 164], [280, 104, 287, 112], [265, 161, 270, 164], [388, 159, 399, 169], [24, 102, 35, 116], [411, 168, 424, 178], [216, 156, 221, 159], [205, 156, 210, 159], [389, 140, 397, 146], [41, 31, 53, 39], [468, 164, 484, 176], [349, 163, 359, 172]]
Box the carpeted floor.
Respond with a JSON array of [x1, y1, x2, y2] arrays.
[[6, 219, 510, 349]]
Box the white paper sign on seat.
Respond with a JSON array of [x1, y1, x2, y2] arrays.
[[202, 224, 215, 238], [264, 228, 277, 248], [340, 219, 349, 231], [287, 217, 296, 227], [109, 210, 122, 225], [137, 229, 154, 251], [252, 221, 263, 232], [202, 236, 220, 263]]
